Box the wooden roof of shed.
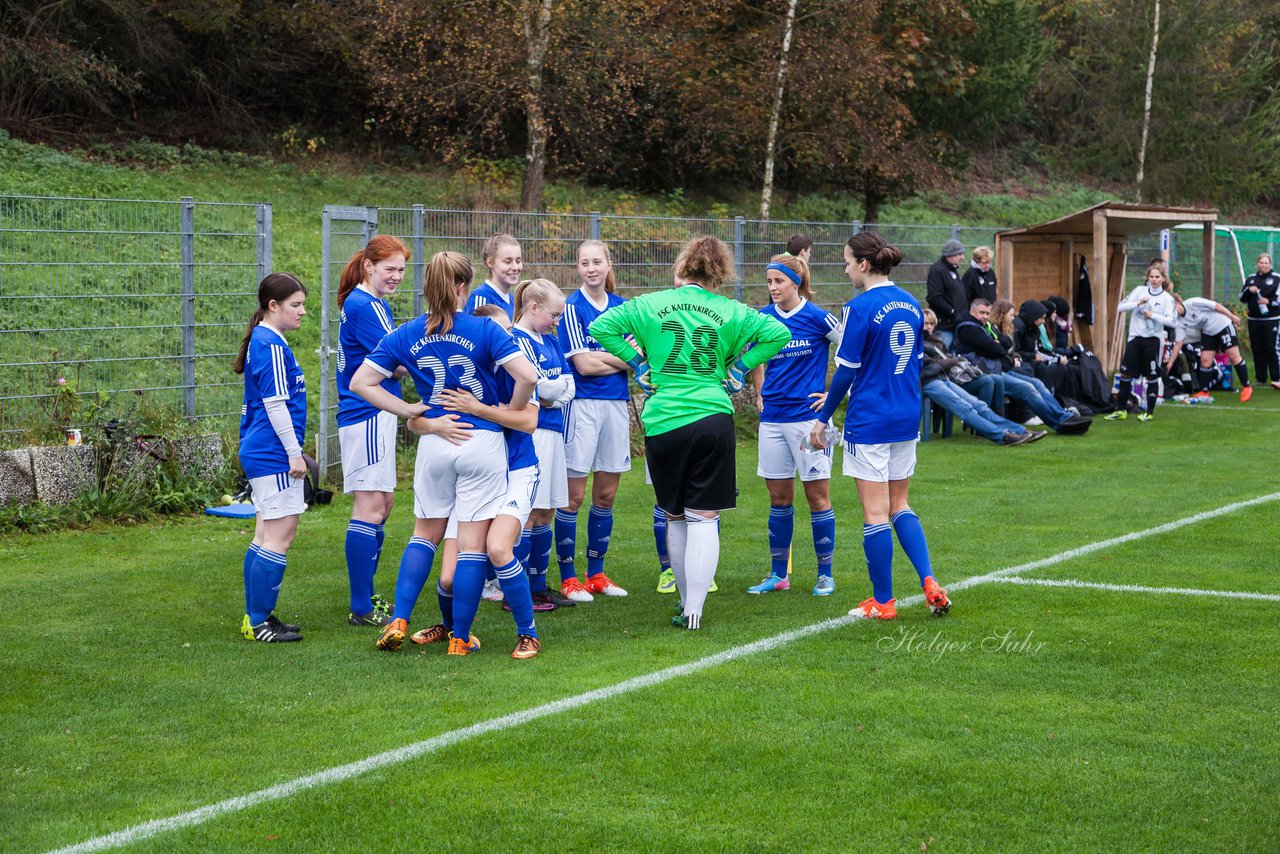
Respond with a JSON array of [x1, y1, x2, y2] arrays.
[[995, 201, 1218, 240]]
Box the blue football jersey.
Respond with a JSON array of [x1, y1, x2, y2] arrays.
[[336, 286, 400, 427], [464, 281, 515, 319], [758, 299, 841, 424], [559, 287, 629, 400], [493, 363, 538, 470], [364, 312, 522, 433], [513, 326, 570, 433], [834, 283, 923, 444], [238, 324, 307, 478]]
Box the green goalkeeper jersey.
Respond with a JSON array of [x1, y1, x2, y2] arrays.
[[589, 284, 790, 436]]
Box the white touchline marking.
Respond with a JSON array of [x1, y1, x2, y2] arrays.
[[46, 489, 1280, 854], [1175, 405, 1280, 413], [993, 576, 1280, 603]]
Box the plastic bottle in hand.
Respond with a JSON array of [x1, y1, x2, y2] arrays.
[[802, 421, 841, 453]]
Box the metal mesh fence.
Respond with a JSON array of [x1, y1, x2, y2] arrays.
[[315, 205, 998, 478], [0, 194, 271, 447]]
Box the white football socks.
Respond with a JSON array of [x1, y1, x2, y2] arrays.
[[682, 513, 720, 627], [666, 517, 688, 606]]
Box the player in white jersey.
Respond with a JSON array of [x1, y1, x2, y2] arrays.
[[463, 233, 522, 319], [555, 240, 633, 601], [350, 251, 538, 657], [1106, 263, 1178, 422], [1166, 293, 1250, 400], [234, 273, 309, 643], [811, 231, 951, 621], [335, 235, 409, 627], [747, 254, 842, 597]]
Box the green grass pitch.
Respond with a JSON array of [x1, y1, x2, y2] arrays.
[[3, 395, 1278, 852]]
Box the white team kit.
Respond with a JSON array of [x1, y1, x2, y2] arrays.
[[560, 287, 633, 477], [564, 399, 631, 476]]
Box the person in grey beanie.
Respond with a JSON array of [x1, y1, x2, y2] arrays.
[[926, 238, 968, 348]]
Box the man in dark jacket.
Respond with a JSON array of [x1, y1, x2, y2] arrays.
[[953, 300, 1092, 433], [926, 238, 968, 348]]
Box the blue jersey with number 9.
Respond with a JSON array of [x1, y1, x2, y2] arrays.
[[834, 282, 923, 444], [364, 312, 522, 433]]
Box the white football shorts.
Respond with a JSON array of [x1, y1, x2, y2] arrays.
[[564, 398, 632, 476], [339, 410, 398, 494], [249, 471, 306, 521], [412, 430, 507, 521], [532, 428, 568, 509], [841, 439, 918, 483], [757, 420, 832, 482]]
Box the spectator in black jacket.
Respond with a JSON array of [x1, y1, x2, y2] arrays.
[[954, 299, 1092, 433], [1014, 299, 1068, 389], [962, 246, 997, 304], [926, 238, 968, 348], [1047, 295, 1072, 352], [1240, 254, 1280, 386], [955, 299, 1017, 376], [921, 310, 1045, 446]]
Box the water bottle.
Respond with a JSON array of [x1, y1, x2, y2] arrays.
[[802, 422, 840, 453]]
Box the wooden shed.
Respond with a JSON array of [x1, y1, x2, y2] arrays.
[[994, 202, 1218, 372]]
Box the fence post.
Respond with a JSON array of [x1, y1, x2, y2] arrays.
[[590, 211, 601, 241], [852, 220, 863, 235], [733, 216, 746, 301], [256, 203, 273, 282], [950, 223, 961, 240], [412, 204, 425, 317], [180, 197, 196, 419], [318, 206, 333, 478]]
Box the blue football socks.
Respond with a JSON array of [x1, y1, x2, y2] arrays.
[[586, 504, 613, 576], [812, 508, 836, 577], [555, 509, 577, 582], [391, 537, 436, 622], [891, 509, 934, 585], [862, 523, 894, 603], [494, 558, 537, 638], [768, 504, 794, 578]]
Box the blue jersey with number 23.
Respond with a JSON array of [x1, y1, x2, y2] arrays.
[[364, 312, 521, 433]]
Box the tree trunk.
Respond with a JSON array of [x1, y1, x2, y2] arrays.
[[862, 173, 884, 226], [1135, 0, 1160, 203], [760, 0, 799, 220], [519, 0, 554, 211]]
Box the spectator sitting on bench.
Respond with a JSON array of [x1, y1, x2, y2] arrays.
[[921, 309, 1046, 446], [951, 302, 1093, 435]]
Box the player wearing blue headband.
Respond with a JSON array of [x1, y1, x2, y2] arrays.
[[748, 254, 842, 597]]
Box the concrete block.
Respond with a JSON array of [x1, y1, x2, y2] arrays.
[[0, 449, 35, 506], [30, 444, 98, 505]]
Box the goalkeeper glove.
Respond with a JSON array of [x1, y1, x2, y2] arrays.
[[628, 356, 656, 396], [722, 357, 750, 394]]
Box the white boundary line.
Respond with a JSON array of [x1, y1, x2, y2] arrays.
[[46, 490, 1280, 854], [992, 576, 1280, 603], [1178, 405, 1280, 413]]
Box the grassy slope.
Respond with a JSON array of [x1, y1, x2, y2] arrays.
[[1, 395, 1276, 852]]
